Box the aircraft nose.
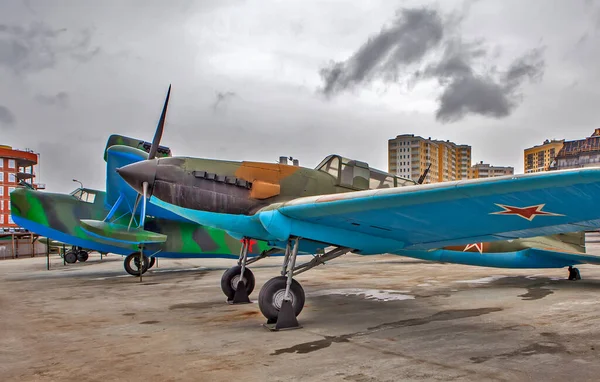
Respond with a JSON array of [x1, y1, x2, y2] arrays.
[[117, 159, 158, 194]]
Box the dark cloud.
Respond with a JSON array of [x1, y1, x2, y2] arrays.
[[319, 6, 545, 123], [0, 22, 99, 74], [0, 105, 16, 127], [426, 42, 545, 122], [34, 91, 69, 108], [212, 91, 237, 111], [320, 8, 444, 96]]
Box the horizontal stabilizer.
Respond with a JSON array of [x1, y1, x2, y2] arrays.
[[80, 219, 167, 245]]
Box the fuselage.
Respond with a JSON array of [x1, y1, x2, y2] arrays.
[[10, 186, 272, 259], [118, 154, 414, 215]]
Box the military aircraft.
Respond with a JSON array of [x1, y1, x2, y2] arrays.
[[117, 87, 600, 330]]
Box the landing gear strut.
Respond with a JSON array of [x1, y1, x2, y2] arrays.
[[259, 239, 352, 331]]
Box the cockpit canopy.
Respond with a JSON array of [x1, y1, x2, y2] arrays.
[[70, 188, 97, 204], [316, 155, 415, 190]]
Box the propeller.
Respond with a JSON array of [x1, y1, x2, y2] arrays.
[[148, 84, 171, 161], [127, 84, 172, 231], [125, 85, 171, 280], [417, 163, 432, 185]]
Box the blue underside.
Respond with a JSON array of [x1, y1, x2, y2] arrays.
[[392, 248, 584, 268]]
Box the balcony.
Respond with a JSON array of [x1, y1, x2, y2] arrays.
[[16, 172, 34, 181]]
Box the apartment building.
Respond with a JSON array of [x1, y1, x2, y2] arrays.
[[388, 135, 471, 184], [0, 145, 44, 232], [524, 139, 564, 173], [551, 129, 600, 170], [469, 161, 514, 179]]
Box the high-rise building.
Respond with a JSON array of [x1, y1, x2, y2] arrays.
[[469, 161, 514, 179], [0, 145, 44, 232], [524, 139, 564, 173], [551, 129, 600, 170], [388, 135, 471, 184]]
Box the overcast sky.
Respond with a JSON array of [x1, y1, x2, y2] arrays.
[[1, 0, 600, 193]]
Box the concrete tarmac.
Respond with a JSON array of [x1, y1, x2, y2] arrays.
[[1, 248, 600, 381]]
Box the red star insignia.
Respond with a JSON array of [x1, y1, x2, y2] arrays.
[[464, 243, 484, 254], [490, 203, 564, 221]]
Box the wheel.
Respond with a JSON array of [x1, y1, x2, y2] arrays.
[[147, 257, 156, 269], [220, 266, 256, 300], [77, 251, 89, 262], [64, 250, 77, 264], [123, 253, 150, 276], [258, 276, 305, 321]]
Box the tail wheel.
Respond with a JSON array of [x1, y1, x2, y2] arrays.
[[123, 253, 149, 276], [220, 266, 255, 300], [258, 276, 305, 321], [64, 250, 78, 264], [76, 251, 89, 262]]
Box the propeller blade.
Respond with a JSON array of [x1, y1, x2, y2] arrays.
[[140, 181, 148, 228], [148, 84, 171, 160]]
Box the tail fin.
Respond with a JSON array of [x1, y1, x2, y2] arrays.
[[103, 135, 171, 162]]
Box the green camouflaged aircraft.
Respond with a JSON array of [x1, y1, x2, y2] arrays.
[[11, 133, 277, 299]]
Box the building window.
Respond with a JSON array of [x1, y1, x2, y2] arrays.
[[8, 173, 15, 183], [8, 187, 14, 195], [0, 215, 4, 224], [8, 215, 13, 225], [0, 159, 3, 168], [0, 187, 3, 196], [0, 172, 3, 182], [8, 159, 15, 169]]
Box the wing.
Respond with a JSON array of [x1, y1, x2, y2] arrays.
[[261, 169, 600, 253], [80, 220, 167, 246]]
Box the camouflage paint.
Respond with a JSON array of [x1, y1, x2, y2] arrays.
[[10, 186, 273, 259], [117, 154, 412, 216]]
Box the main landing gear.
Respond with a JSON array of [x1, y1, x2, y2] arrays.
[[258, 238, 352, 331], [123, 252, 156, 276], [221, 240, 281, 303], [64, 247, 89, 264]]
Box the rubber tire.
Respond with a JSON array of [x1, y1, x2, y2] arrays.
[[258, 276, 305, 321], [147, 257, 156, 270], [124, 253, 150, 276], [220, 266, 256, 300], [77, 251, 89, 262], [64, 250, 78, 264]]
